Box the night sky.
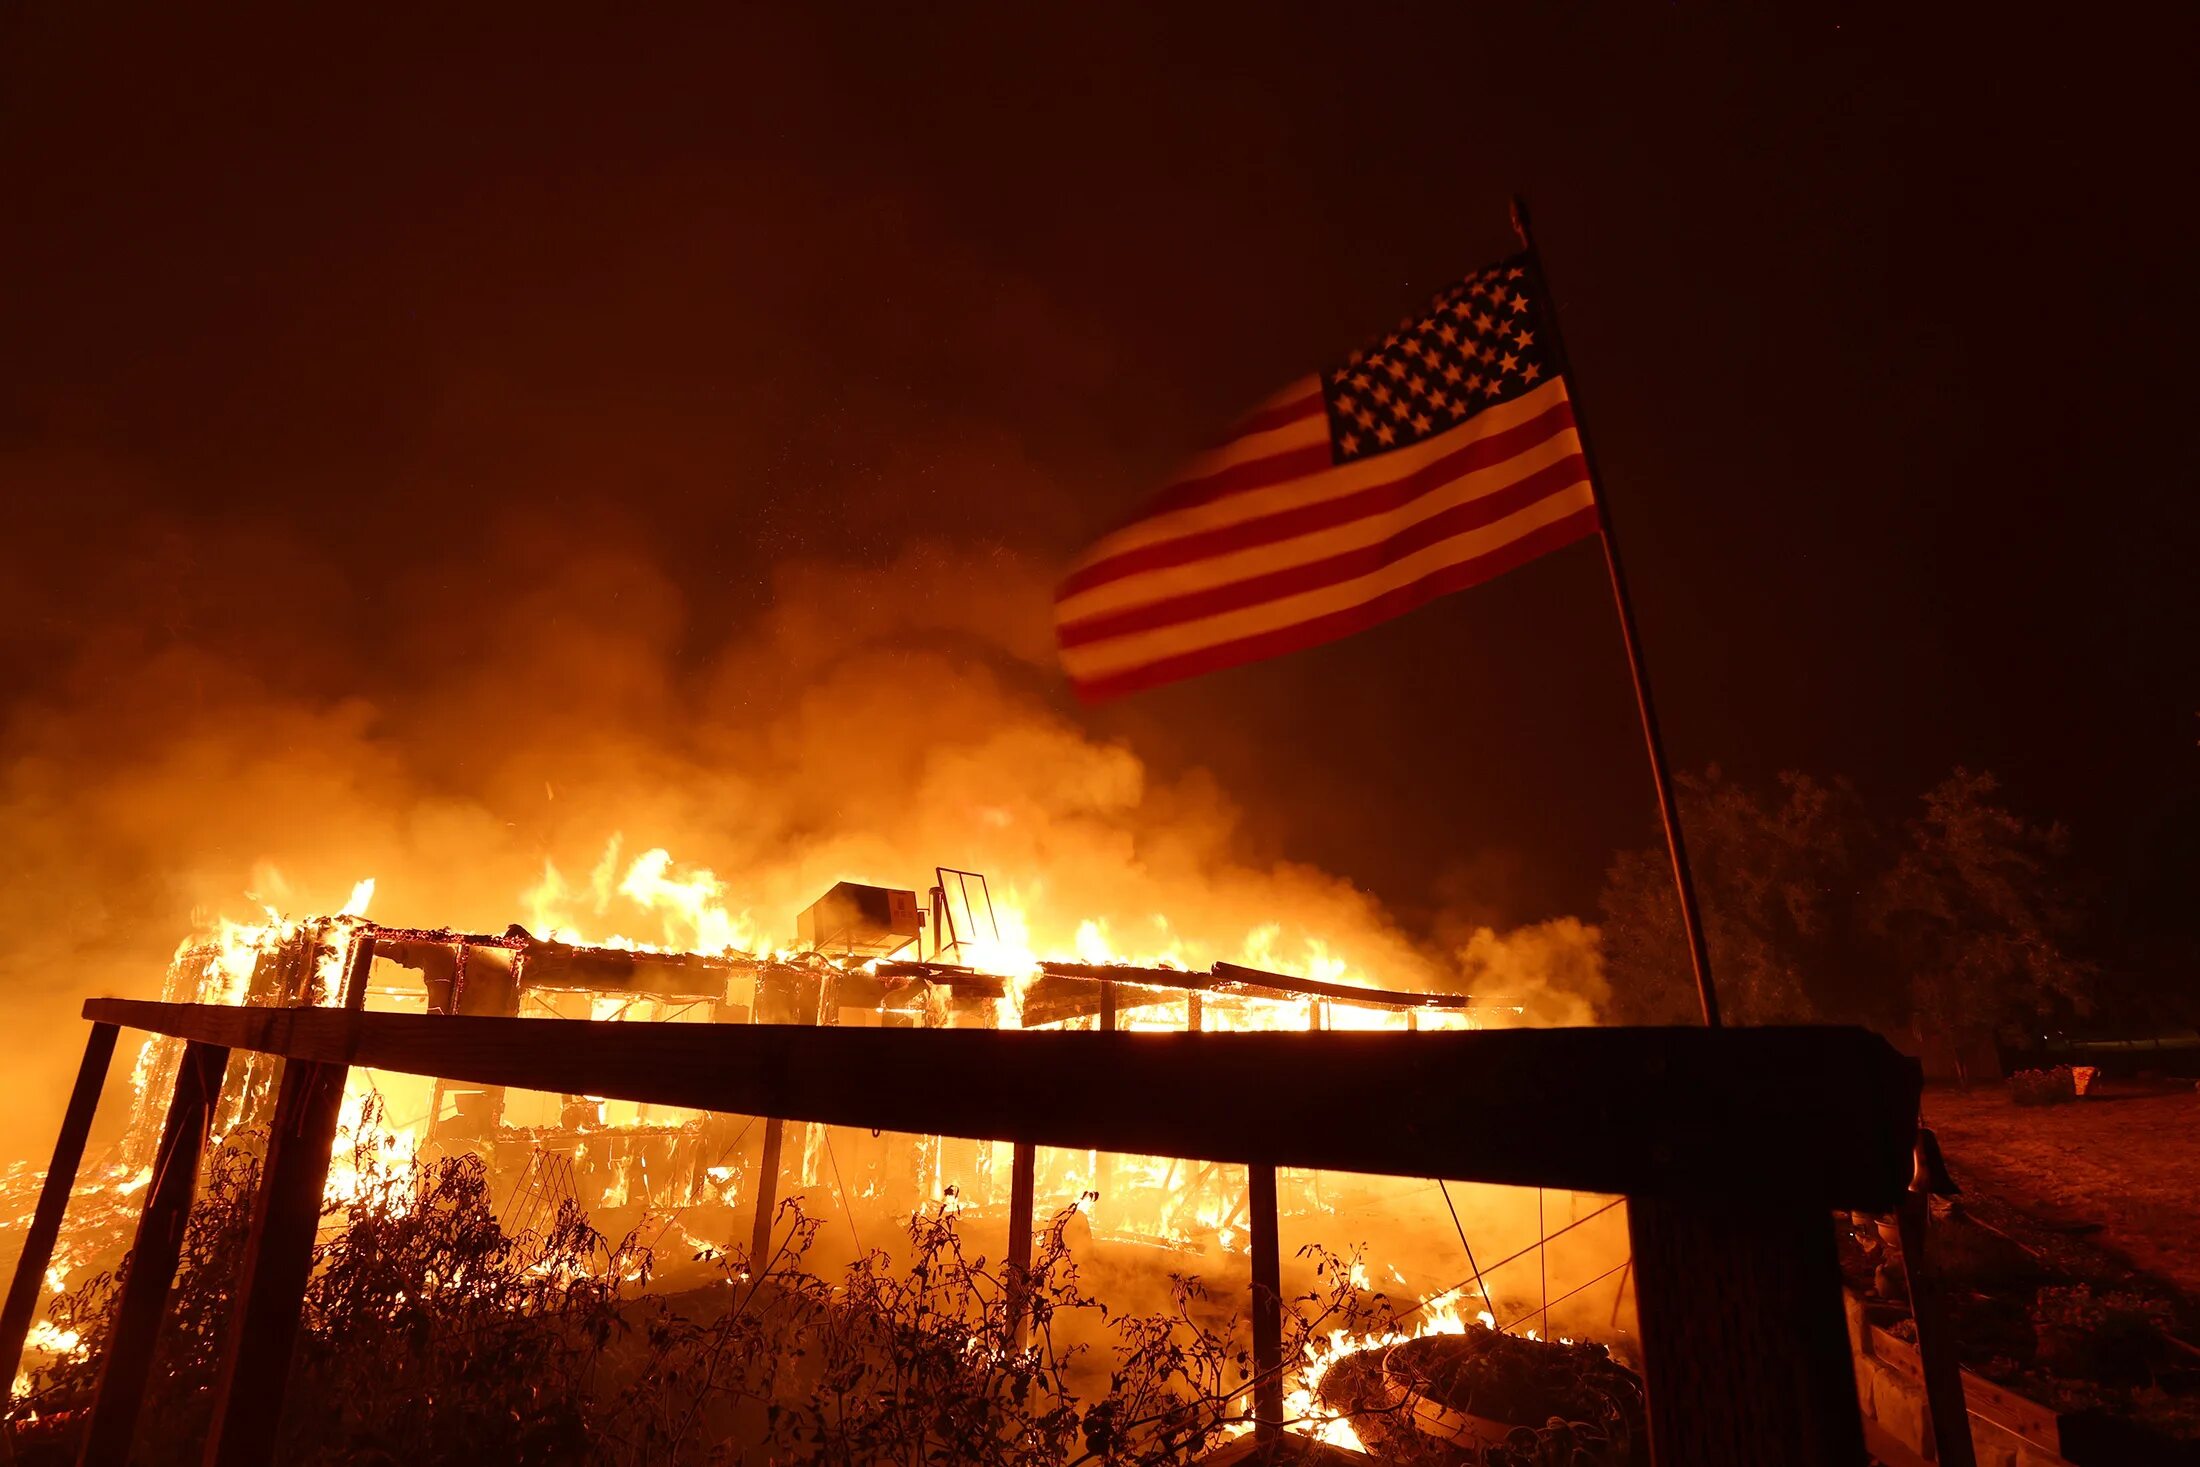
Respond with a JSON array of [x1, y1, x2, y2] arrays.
[[4, 6, 2195, 932]]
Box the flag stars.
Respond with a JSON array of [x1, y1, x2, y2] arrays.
[[1319, 263, 1549, 459]]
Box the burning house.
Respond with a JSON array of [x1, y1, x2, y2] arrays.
[[131, 867, 1511, 1278]]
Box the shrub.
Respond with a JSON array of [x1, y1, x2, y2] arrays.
[[2008, 1066, 2077, 1106], [8, 1124, 1408, 1465], [2032, 1285, 2171, 1385]]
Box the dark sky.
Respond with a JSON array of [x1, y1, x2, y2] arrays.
[[3, 5, 2195, 931]]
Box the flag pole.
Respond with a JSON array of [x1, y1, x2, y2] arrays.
[[1510, 195, 1723, 1028]]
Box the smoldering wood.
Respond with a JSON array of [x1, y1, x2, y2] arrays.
[[79, 1040, 230, 1467], [82, 999, 1920, 1208], [1209, 960, 1474, 1012], [0, 1021, 118, 1394], [873, 957, 1476, 1013]]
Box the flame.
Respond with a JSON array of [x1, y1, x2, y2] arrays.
[[525, 839, 769, 955], [1282, 1284, 1500, 1450], [323, 1085, 421, 1208]]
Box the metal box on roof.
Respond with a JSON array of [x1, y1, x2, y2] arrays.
[[796, 881, 921, 958]]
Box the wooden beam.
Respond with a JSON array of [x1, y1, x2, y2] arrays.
[[1095, 983, 1117, 1221], [1626, 1195, 1863, 1466], [80, 1040, 229, 1467], [0, 1022, 118, 1393], [1005, 1142, 1036, 1347], [748, 1118, 786, 1269], [1248, 1162, 1282, 1441], [1897, 1192, 1978, 1467], [203, 1057, 350, 1467], [1210, 960, 1473, 1011], [83, 1000, 1920, 1209]]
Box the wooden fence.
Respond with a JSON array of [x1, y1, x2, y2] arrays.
[[5, 990, 1920, 1466]]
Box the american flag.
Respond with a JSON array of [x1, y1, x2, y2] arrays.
[[1055, 253, 1598, 701]]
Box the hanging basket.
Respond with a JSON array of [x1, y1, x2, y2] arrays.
[[1372, 1328, 1654, 1460]]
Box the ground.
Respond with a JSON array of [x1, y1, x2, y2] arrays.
[[1924, 1077, 2200, 1298]]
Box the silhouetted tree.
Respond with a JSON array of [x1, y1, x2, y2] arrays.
[[1598, 768, 1868, 1025], [1867, 768, 2095, 1079]]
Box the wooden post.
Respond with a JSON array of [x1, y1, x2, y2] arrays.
[[1897, 1192, 1977, 1467], [202, 1056, 351, 1467], [1095, 982, 1117, 1226], [339, 929, 376, 1011], [1625, 1195, 1863, 1466], [0, 1022, 119, 1392], [748, 1118, 786, 1269], [1005, 1141, 1036, 1346], [1248, 1161, 1283, 1441], [79, 1040, 230, 1467]]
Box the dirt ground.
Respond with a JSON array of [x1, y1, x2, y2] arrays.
[[1923, 1076, 2200, 1297]]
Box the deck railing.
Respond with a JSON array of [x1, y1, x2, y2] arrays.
[[6, 986, 1919, 1466]]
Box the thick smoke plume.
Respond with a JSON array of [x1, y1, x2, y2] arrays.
[[0, 505, 1604, 1166]]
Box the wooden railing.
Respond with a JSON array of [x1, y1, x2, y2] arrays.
[[6, 994, 1920, 1466]]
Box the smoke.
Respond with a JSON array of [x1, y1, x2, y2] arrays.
[[1456, 917, 1612, 1027], [0, 491, 1606, 1168]]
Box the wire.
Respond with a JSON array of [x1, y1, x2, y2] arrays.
[[1403, 1195, 1627, 1328], [821, 1127, 863, 1256], [1436, 1180, 1490, 1307], [1538, 1187, 1550, 1339], [1494, 1256, 1636, 1338]]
